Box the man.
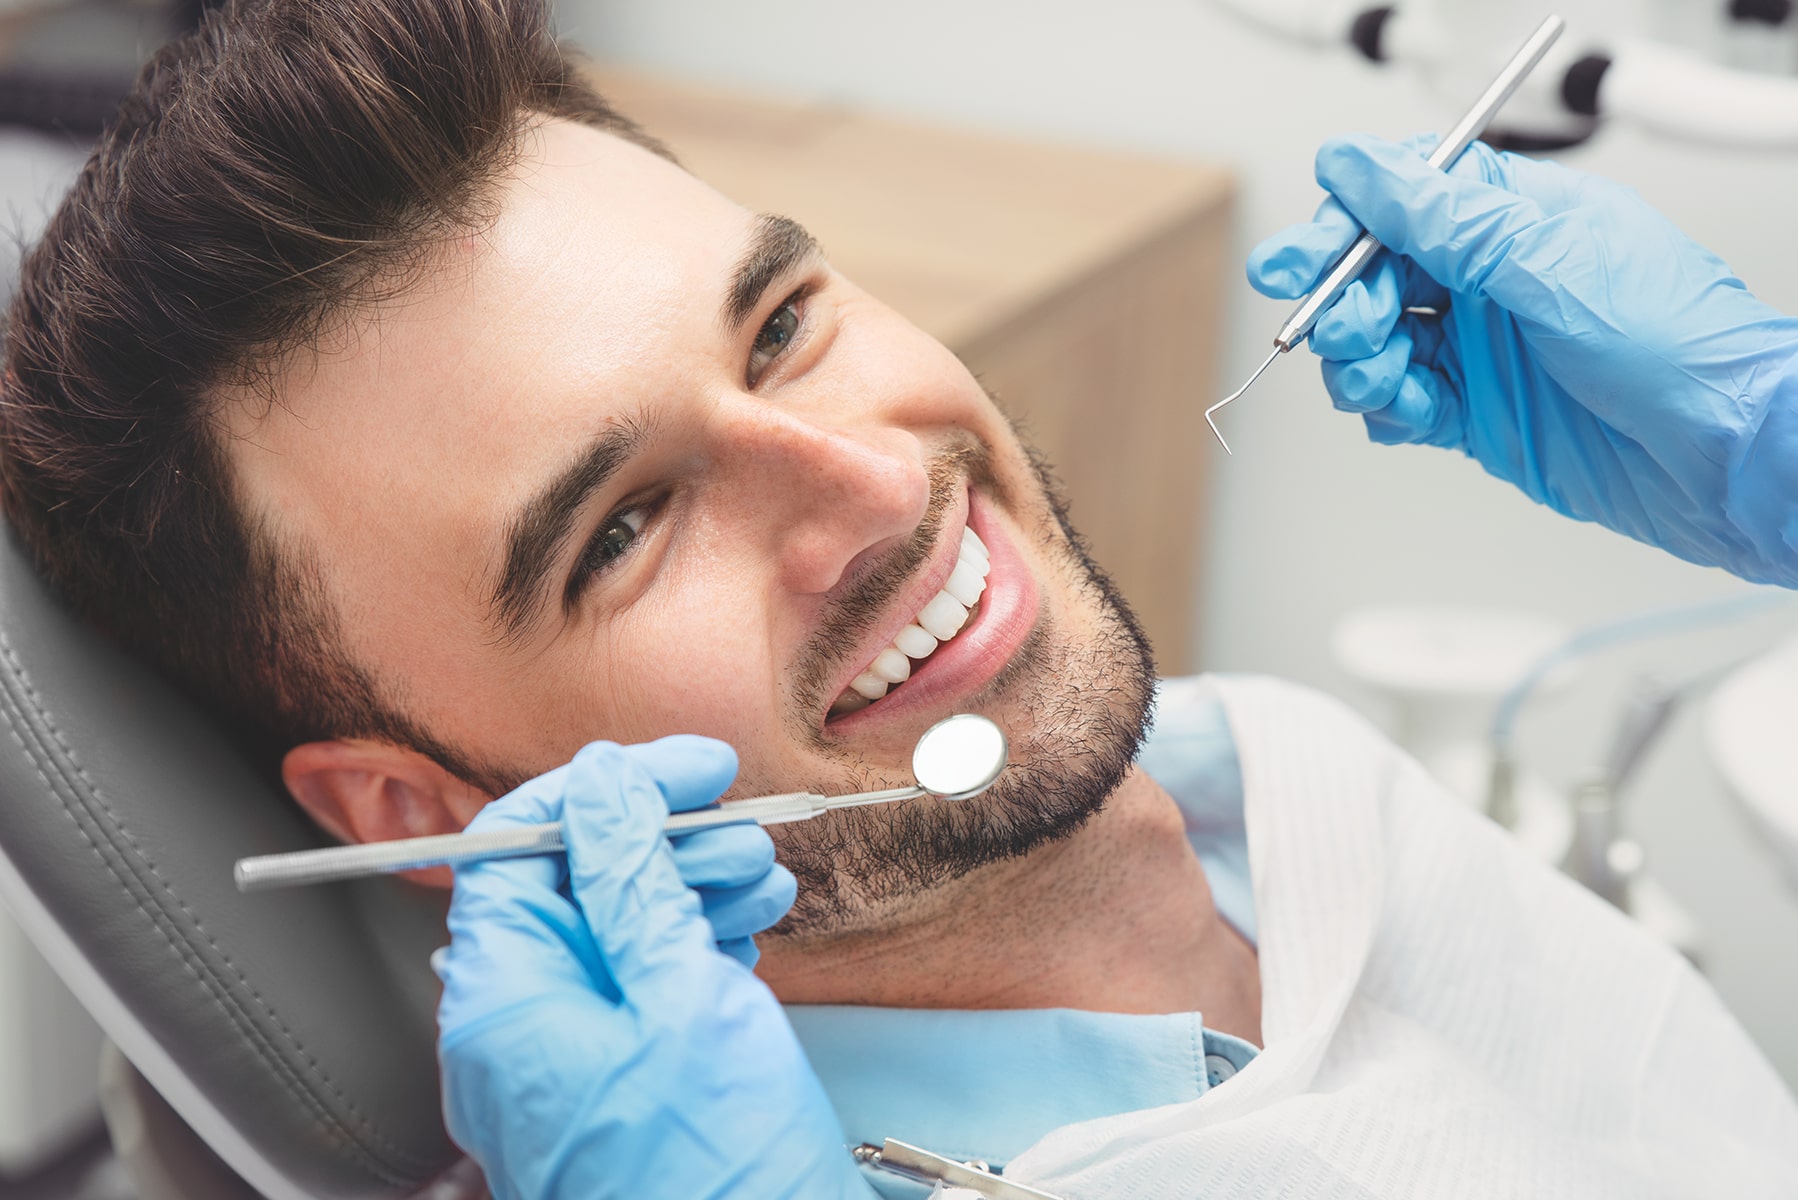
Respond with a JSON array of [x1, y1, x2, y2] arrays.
[[3, 1, 1793, 1197]]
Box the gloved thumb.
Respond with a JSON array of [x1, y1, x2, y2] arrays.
[[1315, 133, 1549, 297], [623, 734, 738, 813], [559, 740, 731, 993]]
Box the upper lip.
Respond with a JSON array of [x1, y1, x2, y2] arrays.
[[817, 489, 971, 724]]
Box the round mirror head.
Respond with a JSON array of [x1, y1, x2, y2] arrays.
[[911, 714, 1009, 801]]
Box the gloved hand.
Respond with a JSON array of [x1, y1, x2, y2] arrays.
[[435, 736, 873, 1200], [1247, 133, 1798, 589]]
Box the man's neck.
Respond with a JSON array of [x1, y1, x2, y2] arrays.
[[756, 766, 1262, 1046]]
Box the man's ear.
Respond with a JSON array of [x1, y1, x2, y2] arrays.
[[282, 739, 493, 888]]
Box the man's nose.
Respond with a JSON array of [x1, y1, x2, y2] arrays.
[[721, 403, 929, 595]]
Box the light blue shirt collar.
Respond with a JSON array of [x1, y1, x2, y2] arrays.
[[788, 1005, 1257, 1176], [786, 678, 1259, 1191]]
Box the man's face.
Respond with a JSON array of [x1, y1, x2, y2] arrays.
[[226, 118, 1154, 937]]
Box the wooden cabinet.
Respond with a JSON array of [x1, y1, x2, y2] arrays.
[[595, 68, 1234, 670]]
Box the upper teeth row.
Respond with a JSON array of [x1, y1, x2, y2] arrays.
[[842, 527, 990, 707]]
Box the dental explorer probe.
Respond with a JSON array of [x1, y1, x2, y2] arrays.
[[232, 713, 1008, 892], [1204, 13, 1567, 454]]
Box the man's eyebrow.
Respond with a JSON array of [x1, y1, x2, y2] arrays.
[[722, 214, 821, 333], [488, 415, 650, 643]]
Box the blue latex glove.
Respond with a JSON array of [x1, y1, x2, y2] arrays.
[[435, 737, 873, 1200], [1247, 133, 1798, 588]]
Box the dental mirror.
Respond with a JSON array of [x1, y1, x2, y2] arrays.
[[235, 714, 1011, 891], [910, 712, 1008, 801]]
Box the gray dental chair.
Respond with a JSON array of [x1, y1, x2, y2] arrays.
[[0, 529, 471, 1198]]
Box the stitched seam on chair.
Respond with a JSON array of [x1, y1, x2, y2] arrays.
[[0, 630, 431, 1181], [0, 659, 417, 1182], [0, 684, 351, 1160]]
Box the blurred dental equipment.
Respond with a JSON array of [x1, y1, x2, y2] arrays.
[[1485, 591, 1795, 823], [1557, 661, 1753, 967], [1209, 0, 1798, 150], [1338, 593, 1796, 965], [1488, 593, 1793, 950], [1204, 14, 1565, 452], [233, 713, 1008, 891]]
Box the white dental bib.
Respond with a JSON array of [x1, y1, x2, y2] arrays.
[[996, 676, 1798, 1199]]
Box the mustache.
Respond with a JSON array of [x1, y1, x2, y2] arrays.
[[790, 442, 991, 722]]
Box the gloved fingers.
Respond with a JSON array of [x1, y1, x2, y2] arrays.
[[561, 741, 722, 991], [1362, 363, 1464, 448], [695, 867, 799, 943], [1308, 254, 1404, 362], [616, 734, 739, 813], [456, 762, 574, 895], [715, 936, 760, 969], [1314, 133, 1552, 297], [1319, 324, 1414, 415], [1245, 196, 1362, 299], [668, 821, 777, 889]]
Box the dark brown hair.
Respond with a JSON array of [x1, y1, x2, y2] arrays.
[[1, 0, 666, 785]]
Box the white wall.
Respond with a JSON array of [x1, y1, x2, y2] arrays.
[[556, 0, 1798, 1082]]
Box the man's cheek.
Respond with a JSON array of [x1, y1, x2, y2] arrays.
[[595, 635, 793, 779]]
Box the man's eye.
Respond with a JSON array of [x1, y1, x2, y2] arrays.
[[571, 506, 648, 596], [747, 297, 803, 385]]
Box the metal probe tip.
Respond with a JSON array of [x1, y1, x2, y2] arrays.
[[1205, 347, 1281, 455]]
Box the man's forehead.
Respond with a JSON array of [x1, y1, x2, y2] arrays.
[[495, 118, 745, 264], [229, 119, 751, 461]]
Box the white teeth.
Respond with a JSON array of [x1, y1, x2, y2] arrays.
[[829, 524, 995, 718], [869, 647, 911, 684], [894, 623, 938, 658], [943, 557, 987, 607], [917, 591, 969, 640], [961, 526, 988, 563]]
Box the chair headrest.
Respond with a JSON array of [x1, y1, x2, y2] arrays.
[[0, 529, 459, 1198]]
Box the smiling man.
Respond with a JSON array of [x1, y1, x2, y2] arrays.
[[230, 124, 1176, 961], [5, 1, 1798, 1198]]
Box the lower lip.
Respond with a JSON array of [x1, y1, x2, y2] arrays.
[[825, 492, 1040, 733]]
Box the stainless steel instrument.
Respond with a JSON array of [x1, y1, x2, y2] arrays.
[[1205, 14, 1568, 454], [233, 713, 1008, 891]]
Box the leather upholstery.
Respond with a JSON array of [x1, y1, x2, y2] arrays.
[[0, 529, 458, 1196]]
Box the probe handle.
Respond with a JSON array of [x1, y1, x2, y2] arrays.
[[234, 823, 568, 891], [1274, 232, 1382, 351], [1271, 14, 1567, 351], [234, 792, 828, 891]]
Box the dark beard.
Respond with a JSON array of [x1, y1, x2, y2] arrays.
[[768, 442, 1158, 939]]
